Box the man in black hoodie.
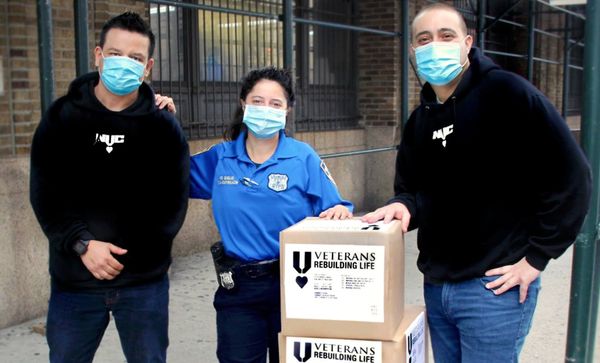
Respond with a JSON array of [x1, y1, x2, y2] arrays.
[[363, 3, 591, 362], [30, 12, 189, 363]]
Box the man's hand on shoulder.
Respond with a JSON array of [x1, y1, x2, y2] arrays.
[[81, 240, 128, 281], [360, 202, 411, 232], [155, 94, 176, 114], [484, 257, 541, 303]]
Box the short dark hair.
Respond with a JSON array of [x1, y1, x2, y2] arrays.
[[99, 12, 156, 58], [412, 3, 468, 39], [225, 67, 296, 141]]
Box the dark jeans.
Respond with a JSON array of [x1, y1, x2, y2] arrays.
[[47, 275, 169, 363], [213, 271, 281, 363]]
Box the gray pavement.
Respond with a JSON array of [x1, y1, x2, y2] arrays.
[[0, 230, 598, 362]]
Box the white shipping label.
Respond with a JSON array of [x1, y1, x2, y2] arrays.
[[286, 336, 382, 363], [285, 244, 385, 322], [288, 219, 394, 232], [405, 312, 426, 363]]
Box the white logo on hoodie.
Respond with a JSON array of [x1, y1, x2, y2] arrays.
[[432, 125, 453, 148], [95, 133, 125, 153]]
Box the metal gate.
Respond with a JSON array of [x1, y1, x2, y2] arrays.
[[148, 0, 369, 140]]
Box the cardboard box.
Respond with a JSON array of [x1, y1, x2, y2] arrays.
[[279, 305, 428, 363], [280, 218, 404, 340]]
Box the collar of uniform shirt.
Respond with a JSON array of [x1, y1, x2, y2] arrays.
[[222, 130, 297, 162]]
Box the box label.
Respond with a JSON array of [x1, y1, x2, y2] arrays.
[[285, 244, 385, 322], [286, 336, 382, 363], [287, 219, 394, 232], [405, 312, 426, 363]]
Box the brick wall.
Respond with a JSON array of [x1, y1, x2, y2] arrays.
[[408, 0, 433, 114], [355, 0, 441, 130], [0, 0, 148, 157], [0, 0, 41, 156], [356, 0, 400, 128]]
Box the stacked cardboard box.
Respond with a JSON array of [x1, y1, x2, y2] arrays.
[[278, 217, 428, 363]]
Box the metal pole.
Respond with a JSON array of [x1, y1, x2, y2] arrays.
[[562, 14, 571, 119], [565, 0, 600, 362], [401, 0, 409, 128], [37, 0, 55, 112], [293, 17, 398, 36], [588, 221, 600, 361], [74, 0, 89, 77], [320, 146, 397, 159], [283, 0, 293, 71], [282, 0, 294, 136], [588, 220, 600, 360], [527, 0, 536, 82], [477, 0, 486, 51]]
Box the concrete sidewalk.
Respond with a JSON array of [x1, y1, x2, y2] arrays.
[[0, 230, 597, 362]]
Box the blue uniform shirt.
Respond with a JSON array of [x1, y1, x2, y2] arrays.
[[190, 130, 353, 262]]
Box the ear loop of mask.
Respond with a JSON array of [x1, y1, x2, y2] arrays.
[[409, 57, 424, 89]]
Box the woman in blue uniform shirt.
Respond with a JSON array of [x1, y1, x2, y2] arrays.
[[189, 67, 353, 363]]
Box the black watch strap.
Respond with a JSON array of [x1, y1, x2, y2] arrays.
[[73, 239, 90, 256]]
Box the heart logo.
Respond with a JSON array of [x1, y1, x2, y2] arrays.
[[106, 146, 113, 153], [296, 276, 308, 288]]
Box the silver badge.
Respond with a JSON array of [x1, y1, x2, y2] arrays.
[[219, 271, 235, 290], [268, 173, 288, 192]]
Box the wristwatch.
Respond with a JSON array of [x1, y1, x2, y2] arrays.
[[73, 239, 90, 256]]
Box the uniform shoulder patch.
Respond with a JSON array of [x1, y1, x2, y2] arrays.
[[268, 173, 289, 192], [320, 160, 337, 186]]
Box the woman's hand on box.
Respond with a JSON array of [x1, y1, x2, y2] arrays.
[[319, 205, 353, 220]]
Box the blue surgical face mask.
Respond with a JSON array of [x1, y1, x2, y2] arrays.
[[100, 53, 146, 96], [242, 105, 287, 139], [414, 41, 468, 86]]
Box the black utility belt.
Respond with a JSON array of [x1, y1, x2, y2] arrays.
[[210, 241, 279, 290]]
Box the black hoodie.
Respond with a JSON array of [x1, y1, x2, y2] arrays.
[[30, 72, 190, 290], [390, 48, 591, 281]]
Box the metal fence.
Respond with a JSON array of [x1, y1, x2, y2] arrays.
[[148, 0, 586, 141], [148, 0, 361, 140], [448, 0, 585, 118]]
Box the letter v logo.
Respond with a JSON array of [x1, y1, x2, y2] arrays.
[[293, 341, 312, 362], [293, 251, 312, 274]]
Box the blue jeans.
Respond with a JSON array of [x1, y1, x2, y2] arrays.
[[47, 275, 169, 363], [424, 276, 540, 363], [213, 271, 280, 363]]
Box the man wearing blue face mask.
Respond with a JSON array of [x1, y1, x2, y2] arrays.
[[30, 12, 189, 363], [363, 3, 591, 363]]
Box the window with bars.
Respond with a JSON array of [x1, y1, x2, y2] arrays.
[[451, 0, 584, 117], [148, 0, 360, 140]]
